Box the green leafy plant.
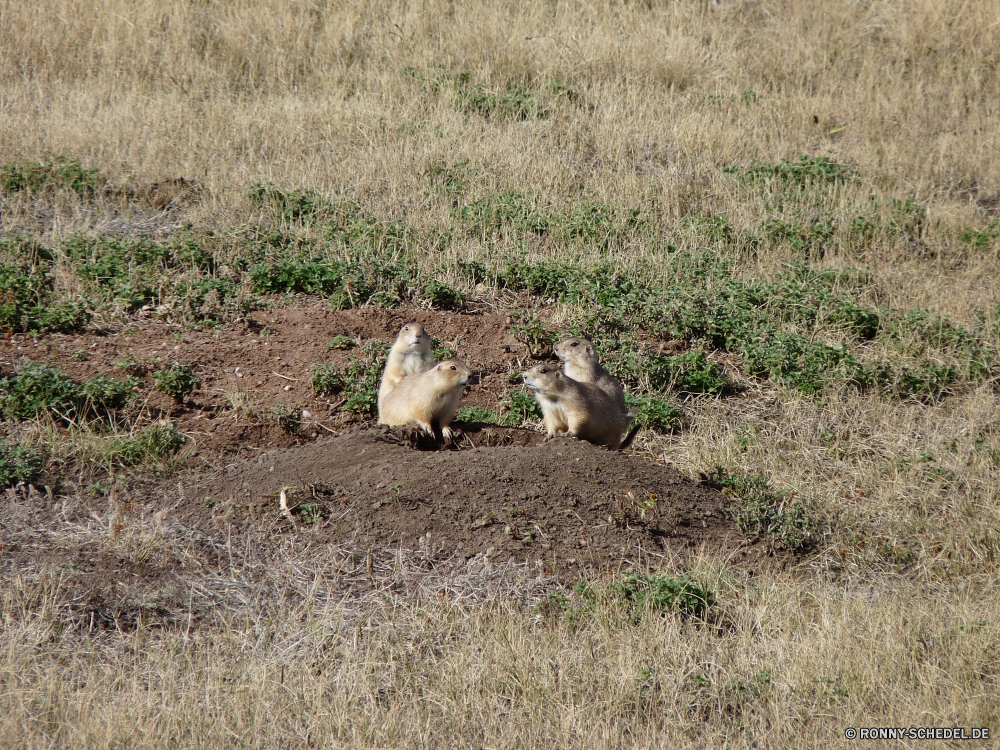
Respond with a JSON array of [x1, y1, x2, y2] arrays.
[[725, 155, 853, 189], [0, 440, 42, 489], [422, 280, 466, 310], [502, 390, 544, 426], [270, 404, 302, 433], [152, 363, 201, 404], [456, 84, 547, 121], [608, 573, 716, 619], [311, 365, 344, 396], [106, 424, 187, 467], [0, 264, 90, 334], [457, 406, 502, 424], [702, 467, 818, 552], [626, 396, 686, 433], [338, 341, 389, 415], [326, 335, 355, 351], [0, 363, 141, 421], [0, 157, 103, 196]]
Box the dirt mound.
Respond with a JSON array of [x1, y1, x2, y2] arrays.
[[12, 304, 544, 462], [164, 426, 762, 578]]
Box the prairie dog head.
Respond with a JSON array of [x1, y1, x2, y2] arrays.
[[554, 337, 598, 364], [522, 363, 565, 393], [433, 360, 472, 388], [393, 322, 432, 354]]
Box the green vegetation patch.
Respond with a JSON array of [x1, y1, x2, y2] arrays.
[[248, 186, 467, 311], [489, 252, 992, 398], [456, 84, 548, 121], [152, 363, 201, 404], [0, 236, 90, 334], [335, 341, 389, 415], [961, 220, 999, 252], [0, 440, 42, 489], [725, 155, 854, 189], [0, 157, 103, 196], [607, 573, 716, 619], [0, 362, 142, 422], [102, 424, 187, 467], [703, 468, 818, 552], [456, 406, 503, 424], [453, 191, 649, 249], [311, 364, 344, 396], [625, 396, 686, 433]]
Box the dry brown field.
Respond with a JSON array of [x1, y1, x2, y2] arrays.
[[1, 0, 999, 746]]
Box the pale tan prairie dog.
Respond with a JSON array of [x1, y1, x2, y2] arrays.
[[522, 363, 635, 449], [378, 360, 472, 441], [378, 322, 435, 412], [554, 337, 627, 411]]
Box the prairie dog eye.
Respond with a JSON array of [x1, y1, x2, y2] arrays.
[[570, 341, 579, 347], [450, 365, 457, 370]]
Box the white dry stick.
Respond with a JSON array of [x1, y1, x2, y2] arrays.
[[279, 488, 297, 527]]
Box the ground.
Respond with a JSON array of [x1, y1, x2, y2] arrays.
[[2, 0, 999, 745], [2, 304, 779, 604]]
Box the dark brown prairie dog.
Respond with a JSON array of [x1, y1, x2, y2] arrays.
[[553, 337, 627, 410], [522, 363, 633, 449], [378, 322, 435, 412], [378, 360, 472, 441]]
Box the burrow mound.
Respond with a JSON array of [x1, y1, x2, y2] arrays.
[[168, 426, 771, 577]]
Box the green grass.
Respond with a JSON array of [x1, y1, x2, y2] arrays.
[[0, 157, 103, 196], [724, 155, 854, 189], [606, 573, 716, 620], [456, 84, 548, 121], [3, 167, 994, 406], [626, 396, 686, 433], [960, 220, 999, 251], [0, 244, 90, 333], [100, 424, 187, 467], [457, 406, 503, 424]]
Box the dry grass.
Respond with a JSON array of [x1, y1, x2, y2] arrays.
[[2, 490, 998, 748], [2, 0, 1000, 745]]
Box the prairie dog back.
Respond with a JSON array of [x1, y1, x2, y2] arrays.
[[378, 322, 435, 410], [378, 360, 472, 441], [522, 363, 631, 449], [554, 337, 626, 410]]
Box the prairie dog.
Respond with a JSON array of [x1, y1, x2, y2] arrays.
[[522, 364, 632, 449], [378, 360, 472, 441], [378, 322, 435, 411], [554, 337, 627, 410]]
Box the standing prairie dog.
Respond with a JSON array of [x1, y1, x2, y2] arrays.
[[554, 337, 627, 410], [378, 360, 472, 441], [378, 322, 435, 412], [522, 363, 634, 449]]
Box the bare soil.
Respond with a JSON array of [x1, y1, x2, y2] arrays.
[[4, 303, 550, 459], [157, 426, 762, 578], [3, 303, 776, 586]]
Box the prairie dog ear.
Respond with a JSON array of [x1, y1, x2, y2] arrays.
[[584, 342, 594, 355]]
